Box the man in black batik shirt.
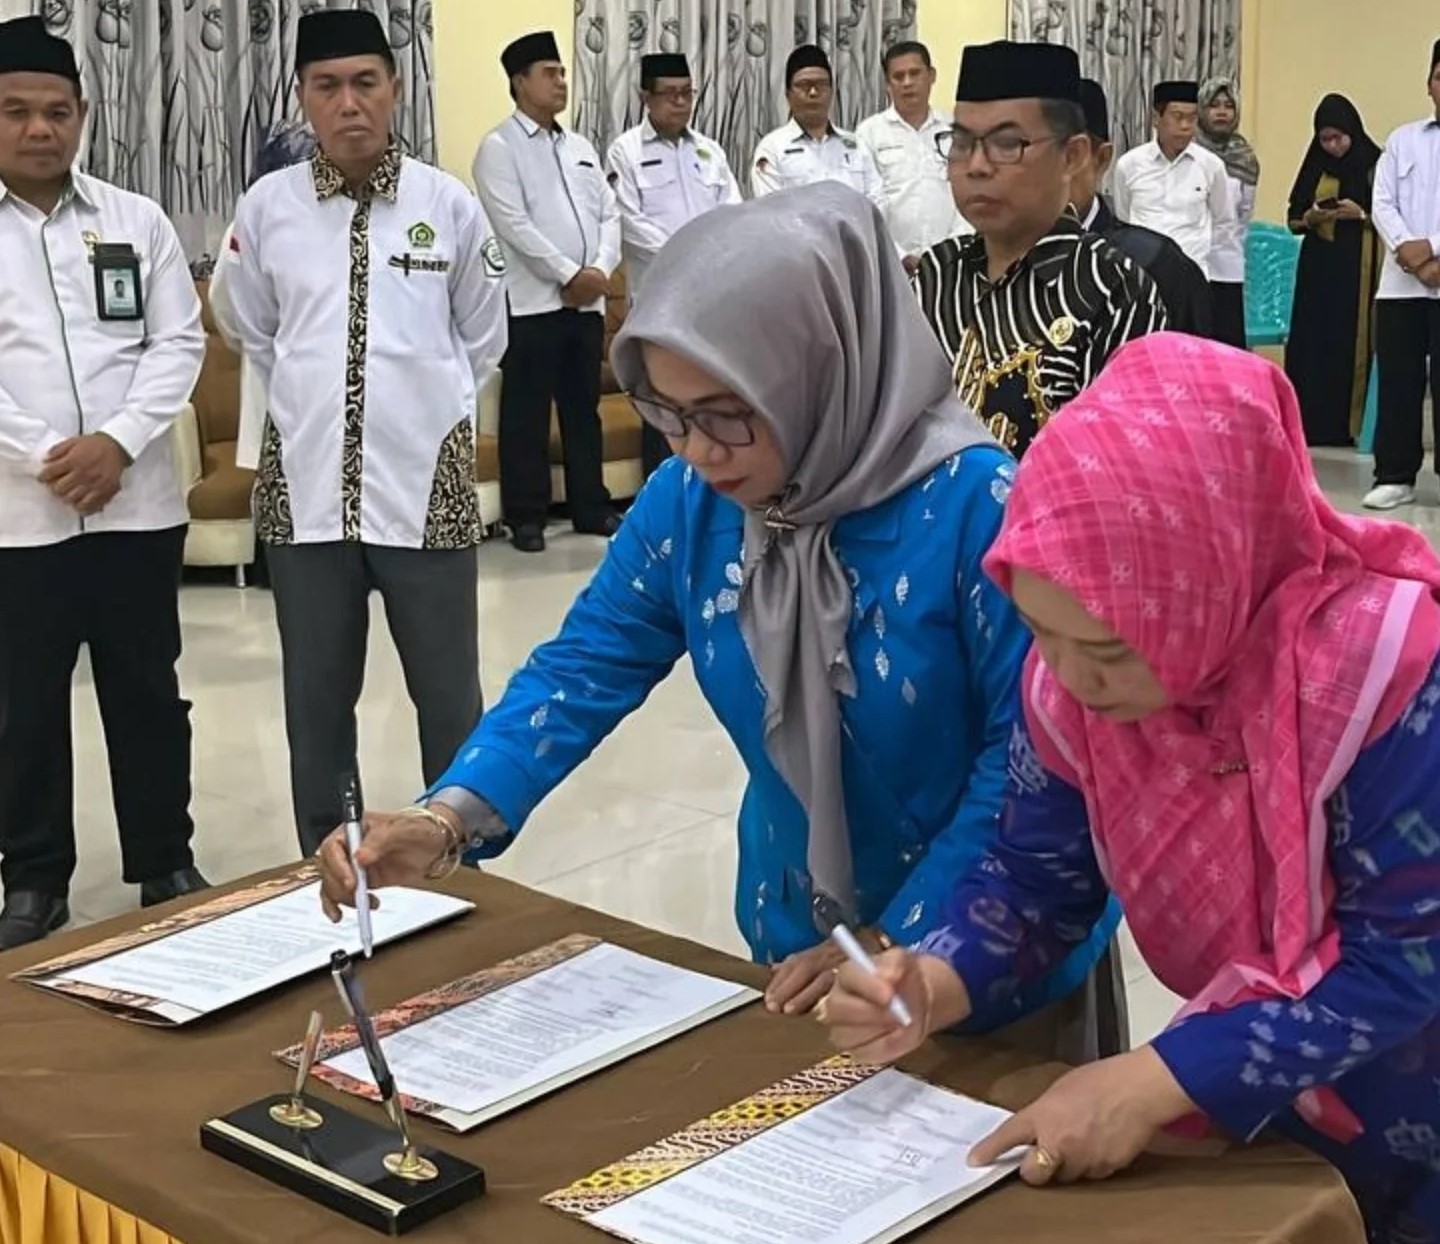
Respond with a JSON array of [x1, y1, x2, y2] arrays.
[[915, 41, 1167, 457]]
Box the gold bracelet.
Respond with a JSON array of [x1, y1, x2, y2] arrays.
[[397, 805, 466, 881]]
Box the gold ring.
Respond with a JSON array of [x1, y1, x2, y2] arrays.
[[814, 997, 830, 1024], [1033, 1145, 1059, 1170]]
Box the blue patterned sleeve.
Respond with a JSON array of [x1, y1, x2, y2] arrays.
[[425, 465, 689, 848], [1152, 665, 1440, 1140], [877, 451, 1026, 944], [916, 720, 1113, 1027]]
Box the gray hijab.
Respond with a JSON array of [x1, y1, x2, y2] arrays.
[[612, 183, 993, 924]]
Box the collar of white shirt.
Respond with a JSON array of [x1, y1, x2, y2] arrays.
[[785, 118, 845, 145], [1149, 141, 1196, 166], [0, 169, 98, 213], [641, 115, 692, 145], [513, 109, 566, 141], [881, 105, 947, 134], [311, 139, 402, 203]]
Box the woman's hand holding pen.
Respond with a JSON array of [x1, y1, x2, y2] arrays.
[[317, 806, 463, 922], [815, 947, 969, 1065]]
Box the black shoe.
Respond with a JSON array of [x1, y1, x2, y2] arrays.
[[510, 523, 546, 554], [573, 510, 622, 538], [139, 866, 211, 909], [0, 892, 69, 951]]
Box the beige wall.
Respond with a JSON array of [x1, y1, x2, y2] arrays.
[[432, 1, 574, 184], [1246, 0, 1438, 221], [429, 0, 1008, 185], [918, 0, 1007, 79]]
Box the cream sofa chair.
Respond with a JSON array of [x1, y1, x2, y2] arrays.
[[177, 279, 256, 585]]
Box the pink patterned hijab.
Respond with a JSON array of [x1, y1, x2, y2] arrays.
[[984, 334, 1440, 1136]]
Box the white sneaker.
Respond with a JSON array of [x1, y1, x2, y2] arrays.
[[1363, 483, 1417, 510]]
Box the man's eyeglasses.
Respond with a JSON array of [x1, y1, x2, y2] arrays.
[[627, 393, 758, 446], [935, 128, 1054, 166], [649, 87, 695, 105], [789, 79, 833, 98]]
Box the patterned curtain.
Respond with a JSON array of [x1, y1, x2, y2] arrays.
[[573, 0, 918, 177], [20, 0, 437, 270], [1009, 0, 1241, 159]]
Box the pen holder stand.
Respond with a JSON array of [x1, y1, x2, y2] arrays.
[[201, 1095, 484, 1235]]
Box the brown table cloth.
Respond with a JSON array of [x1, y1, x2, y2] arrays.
[[0, 868, 1364, 1244]]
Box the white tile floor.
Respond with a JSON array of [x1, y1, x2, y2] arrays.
[[53, 450, 1440, 1045]]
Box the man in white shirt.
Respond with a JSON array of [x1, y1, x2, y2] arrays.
[[1364, 39, 1440, 511], [752, 45, 883, 206], [474, 31, 623, 554], [227, 10, 508, 854], [857, 40, 970, 272], [0, 17, 208, 948], [1112, 81, 1233, 279], [606, 52, 741, 477]]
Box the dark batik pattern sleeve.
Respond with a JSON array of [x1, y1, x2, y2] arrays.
[[916, 720, 1111, 1026]]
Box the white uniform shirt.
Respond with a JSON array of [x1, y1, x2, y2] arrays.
[[1207, 173, 1255, 284], [605, 117, 742, 299], [1112, 140, 1233, 278], [473, 112, 621, 317], [751, 120, 884, 207], [207, 220, 264, 471], [856, 106, 971, 255], [1372, 119, 1440, 301], [228, 145, 509, 550], [0, 172, 203, 548]]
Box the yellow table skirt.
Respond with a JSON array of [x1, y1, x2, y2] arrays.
[[0, 1145, 179, 1244]]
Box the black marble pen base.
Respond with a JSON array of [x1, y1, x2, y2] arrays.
[[201, 1095, 484, 1235]]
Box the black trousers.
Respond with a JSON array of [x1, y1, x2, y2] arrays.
[[1375, 298, 1440, 485], [499, 308, 612, 528], [1209, 281, 1248, 350], [0, 527, 194, 897], [267, 542, 482, 856]]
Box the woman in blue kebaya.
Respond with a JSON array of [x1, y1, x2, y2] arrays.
[[318, 184, 1118, 1046]]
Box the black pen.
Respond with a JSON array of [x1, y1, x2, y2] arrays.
[[330, 951, 409, 1139]]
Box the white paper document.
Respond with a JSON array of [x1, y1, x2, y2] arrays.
[[53, 884, 471, 1016], [322, 942, 757, 1127], [589, 1069, 1017, 1244]]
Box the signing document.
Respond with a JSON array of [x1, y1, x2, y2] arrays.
[[586, 1069, 1017, 1244], [321, 942, 757, 1130], [48, 884, 470, 1022]]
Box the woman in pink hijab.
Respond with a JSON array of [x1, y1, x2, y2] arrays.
[[818, 333, 1440, 1240]]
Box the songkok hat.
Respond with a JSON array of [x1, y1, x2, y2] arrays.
[[502, 31, 561, 78], [641, 53, 690, 82], [295, 10, 393, 73], [0, 16, 80, 84], [786, 45, 832, 88], [954, 41, 1081, 103], [1152, 80, 1199, 109], [1079, 78, 1109, 141]]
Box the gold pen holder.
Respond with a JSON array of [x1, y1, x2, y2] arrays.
[[268, 1095, 324, 1131], [383, 1147, 440, 1183]]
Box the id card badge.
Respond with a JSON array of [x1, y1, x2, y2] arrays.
[[93, 243, 143, 322]]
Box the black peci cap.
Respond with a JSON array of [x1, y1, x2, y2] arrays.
[[295, 10, 394, 74], [1079, 78, 1109, 141], [786, 44, 832, 88], [955, 41, 1081, 104], [641, 53, 690, 81], [1152, 80, 1199, 110], [502, 30, 561, 78], [0, 16, 80, 85]]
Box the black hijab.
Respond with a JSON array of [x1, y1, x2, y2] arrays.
[[1287, 94, 1383, 219]]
